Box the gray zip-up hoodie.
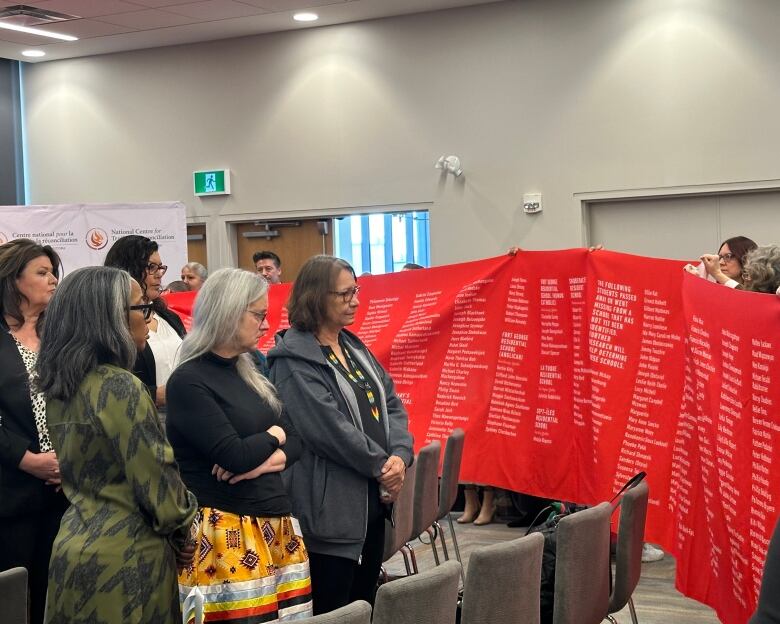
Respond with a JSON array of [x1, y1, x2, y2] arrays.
[[268, 327, 414, 561]]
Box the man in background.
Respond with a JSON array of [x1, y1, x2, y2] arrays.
[[253, 250, 282, 284]]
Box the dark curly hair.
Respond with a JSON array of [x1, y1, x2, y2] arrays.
[[103, 235, 167, 311], [0, 238, 62, 334]]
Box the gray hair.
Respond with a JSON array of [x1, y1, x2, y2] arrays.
[[177, 268, 280, 413], [184, 261, 208, 281], [36, 266, 137, 402], [743, 245, 780, 294]]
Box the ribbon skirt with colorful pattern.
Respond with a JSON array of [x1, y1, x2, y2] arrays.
[[179, 508, 313, 623]]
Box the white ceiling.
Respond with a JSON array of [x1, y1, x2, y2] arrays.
[[0, 0, 502, 63]]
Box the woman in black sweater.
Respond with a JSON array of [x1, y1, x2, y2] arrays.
[[166, 268, 312, 622]]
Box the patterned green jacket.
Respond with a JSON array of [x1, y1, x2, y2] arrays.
[[45, 364, 197, 624]]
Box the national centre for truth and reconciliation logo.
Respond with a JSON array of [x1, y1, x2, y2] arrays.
[[86, 227, 108, 250]]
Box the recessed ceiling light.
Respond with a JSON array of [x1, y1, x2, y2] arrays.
[[22, 50, 46, 57], [0, 22, 77, 41], [293, 12, 318, 22]]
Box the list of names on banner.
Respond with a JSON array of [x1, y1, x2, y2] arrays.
[[486, 274, 530, 438], [165, 250, 780, 624], [750, 336, 775, 598], [428, 280, 492, 440], [533, 277, 568, 445]]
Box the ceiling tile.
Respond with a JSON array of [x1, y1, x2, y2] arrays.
[[123, 0, 210, 6], [97, 8, 202, 28], [164, 1, 269, 20], [0, 29, 52, 45], [45, 18, 138, 38], [34, 0, 148, 18], [237, 0, 351, 11], [0, 0, 503, 62]]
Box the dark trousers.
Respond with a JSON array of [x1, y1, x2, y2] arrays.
[[308, 515, 386, 615], [0, 506, 66, 624]]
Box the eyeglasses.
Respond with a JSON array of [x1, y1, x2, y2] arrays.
[[246, 309, 268, 324], [146, 262, 168, 276], [330, 285, 360, 303], [718, 253, 736, 263], [130, 303, 154, 320]]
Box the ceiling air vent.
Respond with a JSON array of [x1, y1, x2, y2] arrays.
[[0, 4, 81, 26]]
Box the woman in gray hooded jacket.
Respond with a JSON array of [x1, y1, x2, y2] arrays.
[[268, 255, 413, 615]]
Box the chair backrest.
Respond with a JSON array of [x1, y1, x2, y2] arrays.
[[437, 429, 465, 521], [411, 440, 441, 538], [609, 479, 649, 613], [461, 532, 544, 624], [299, 600, 372, 624], [383, 459, 418, 562], [373, 560, 460, 624], [0, 567, 28, 624], [553, 502, 612, 624]]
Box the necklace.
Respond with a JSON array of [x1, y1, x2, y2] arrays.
[[326, 345, 380, 422]]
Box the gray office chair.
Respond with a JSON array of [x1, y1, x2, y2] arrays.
[[0, 567, 28, 624], [409, 440, 442, 571], [607, 480, 649, 624], [433, 429, 465, 574], [373, 560, 461, 624], [552, 502, 612, 624], [461, 532, 544, 624], [297, 600, 371, 624], [381, 459, 418, 577]]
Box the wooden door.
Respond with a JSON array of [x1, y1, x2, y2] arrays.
[[187, 225, 207, 267], [235, 219, 333, 283]]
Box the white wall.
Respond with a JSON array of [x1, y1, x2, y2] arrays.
[[21, 0, 780, 269]]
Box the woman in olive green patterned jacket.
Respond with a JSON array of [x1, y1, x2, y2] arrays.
[[36, 266, 197, 624]]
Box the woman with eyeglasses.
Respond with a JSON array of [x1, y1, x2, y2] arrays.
[[739, 245, 780, 294], [0, 239, 68, 624], [268, 255, 414, 614], [166, 268, 312, 621], [694, 235, 757, 288], [105, 235, 186, 411], [37, 266, 197, 623]]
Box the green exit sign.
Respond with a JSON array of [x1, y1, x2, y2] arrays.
[[194, 169, 231, 196]]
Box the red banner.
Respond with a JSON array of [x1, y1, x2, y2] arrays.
[[166, 250, 780, 624]]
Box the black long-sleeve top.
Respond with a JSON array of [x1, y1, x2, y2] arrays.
[[134, 306, 186, 399], [751, 517, 780, 624], [0, 324, 67, 517], [166, 351, 300, 517]]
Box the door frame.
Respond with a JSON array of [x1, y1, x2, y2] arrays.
[[220, 201, 433, 271], [575, 179, 780, 247]]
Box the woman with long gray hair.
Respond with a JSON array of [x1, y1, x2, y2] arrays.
[[166, 268, 312, 621], [36, 266, 197, 623]]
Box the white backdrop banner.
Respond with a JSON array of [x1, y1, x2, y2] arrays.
[[0, 202, 188, 276]]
